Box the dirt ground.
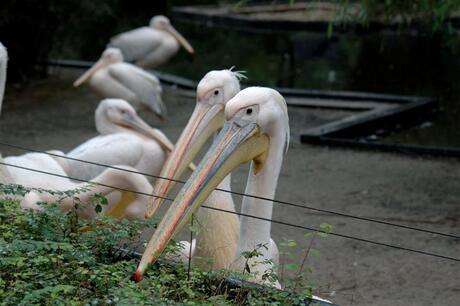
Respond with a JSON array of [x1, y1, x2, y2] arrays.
[[1, 69, 459, 306]]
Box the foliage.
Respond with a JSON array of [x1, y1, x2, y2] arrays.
[[360, 0, 460, 31], [230, 0, 460, 33], [279, 223, 335, 296], [0, 185, 327, 305]]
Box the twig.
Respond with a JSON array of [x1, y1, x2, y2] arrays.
[[293, 232, 317, 292], [187, 214, 194, 281]]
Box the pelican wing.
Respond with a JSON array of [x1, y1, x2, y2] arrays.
[[108, 27, 162, 63], [108, 63, 166, 117], [4, 153, 72, 190], [67, 134, 145, 181]]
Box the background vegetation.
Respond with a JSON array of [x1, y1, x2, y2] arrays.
[[1, 1, 459, 81]]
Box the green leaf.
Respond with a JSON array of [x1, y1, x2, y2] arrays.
[[310, 249, 321, 257], [286, 263, 299, 271], [189, 225, 201, 233], [320, 222, 334, 234]]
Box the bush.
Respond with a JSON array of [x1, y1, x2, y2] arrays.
[[0, 185, 321, 305]]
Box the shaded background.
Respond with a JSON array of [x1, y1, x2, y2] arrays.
[[1, 0, 460, 146]]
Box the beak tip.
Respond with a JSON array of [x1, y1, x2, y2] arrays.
[[133, 271, 143, 282]]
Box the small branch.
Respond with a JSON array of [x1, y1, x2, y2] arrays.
[[293, 232, 317, 291], [187, 214, 194, 281]]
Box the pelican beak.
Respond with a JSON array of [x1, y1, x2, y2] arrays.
[[134, 119, 269, 282], [73, 58, 109, 87], [104, 191, 136, 219], [150, 94, 167, 122], [120, 111, 196, 171], [144, 102, 224, 218], [166, 24, 194, 54], [121, 111, 171, 151]]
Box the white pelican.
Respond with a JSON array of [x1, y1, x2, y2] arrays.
[[144, 69, 244, 269], [73, 48, 166, 119], [3, 152, 69, 190], [19, 165, 153, 220], [1, 152, 152, 219], [108, 15, 194, 69], [0, 42, 8, 116], [135, 87, 289, 290], [64, 98, 182, 182]]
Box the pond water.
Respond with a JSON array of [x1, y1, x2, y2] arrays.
[[158, 20, 460, 148], [50, 15, 460, 149]]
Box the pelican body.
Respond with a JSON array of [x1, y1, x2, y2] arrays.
[[4, 152, 70, 190], [1, 152, 152, 220], [144, 69, 245, 270], [21, 165, 153, 220], [0, 42, 8, 116], [64, 99, 177, 182], [109, 15, 194, 69], [74, 48, 166, 119], [136, 87, 289, 289]]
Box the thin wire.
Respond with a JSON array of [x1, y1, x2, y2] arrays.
[[0, 161, 170, 200], [203, 206, 460, 263], [1, 161, 459, 263], [1, 140, 459, 240], [0, 141, 184, 185]]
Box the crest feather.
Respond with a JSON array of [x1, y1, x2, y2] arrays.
[[228, 66, 247, 81]]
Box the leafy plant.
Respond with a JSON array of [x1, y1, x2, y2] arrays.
[[0, 184, 331, 305], [279, 223, 335, 298]]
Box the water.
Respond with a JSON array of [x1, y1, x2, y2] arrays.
[[160, 21, 460, 148], [51, 16, 460, 149]]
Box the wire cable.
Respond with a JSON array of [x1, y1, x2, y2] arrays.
[[1, 161, 459, 263], [1, 140, 459, 240]]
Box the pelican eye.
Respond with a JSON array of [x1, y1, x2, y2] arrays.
[[246, 108, 253, 115], [213, 90, 219, 96]]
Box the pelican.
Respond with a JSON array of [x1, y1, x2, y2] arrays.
[[0, 42, 8, 115], [73, 48, 166, 119], [136, 87, 289, 290], [1, 152, 151, 219], [108, 15, 194, 69], [3, 151, 69, 190], [144, 69, 244, 269], [0, 150, 137, 218], [63, 99, 185, 182], [19, 165, 153, 220]]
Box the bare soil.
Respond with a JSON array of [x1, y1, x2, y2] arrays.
[[1, 69, 459, 306]]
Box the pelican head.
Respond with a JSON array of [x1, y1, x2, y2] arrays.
[[73, 48, 123, 87], [149, 15, 194, 54], [135, 87, 289, 281], [95, 99, 174, 152], [150, 15, 171, 29], [144, 68, 244, 218]]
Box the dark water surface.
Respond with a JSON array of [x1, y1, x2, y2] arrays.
[[49, 15, 460, 149], [160, 21, 460, 148]]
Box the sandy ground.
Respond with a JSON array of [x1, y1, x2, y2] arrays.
[[0, 69, 459, 306]]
